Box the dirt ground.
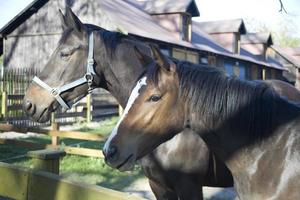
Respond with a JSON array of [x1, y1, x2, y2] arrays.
[[123, 178, 238, 200]]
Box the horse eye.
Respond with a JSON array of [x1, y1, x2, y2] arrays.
[[60, 52, 71, 60], [149, 95, 161, 102]]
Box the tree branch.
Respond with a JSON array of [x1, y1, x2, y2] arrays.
[[278, 0, 287, 13]]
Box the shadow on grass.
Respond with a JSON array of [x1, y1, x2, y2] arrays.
[[96, 169, 144, 191]]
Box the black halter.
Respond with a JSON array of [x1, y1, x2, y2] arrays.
[[32, 32, 96, 109]]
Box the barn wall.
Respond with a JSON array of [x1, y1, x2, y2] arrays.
[[151, 13, 182, 41], [4, 34, 61, 69], [3, 0, 118, 70], [4, 0, 66, 69]]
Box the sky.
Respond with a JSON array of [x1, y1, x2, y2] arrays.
[[194, 0, 300, 37], [0, 0, 299, 37]]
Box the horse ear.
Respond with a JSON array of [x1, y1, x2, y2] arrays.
[[134, 46, 153, 66], [149, 44, 176, 73], [64, 6, 84, 33], [59, 9, 68, 31]]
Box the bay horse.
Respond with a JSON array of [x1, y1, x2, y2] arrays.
[[23, 7, 300, 200], [103, 45, 300, 199]]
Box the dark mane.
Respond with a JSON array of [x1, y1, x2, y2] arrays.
[[148, 61, 286, 140], [85, 24, 134, 58], [101, 30, 127, 56]]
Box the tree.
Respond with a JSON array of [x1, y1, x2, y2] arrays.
[[244, 15, 300, 48]]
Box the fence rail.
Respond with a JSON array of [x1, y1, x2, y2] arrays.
[[0, 123, 105, 158], [0, 162, 144, 200]]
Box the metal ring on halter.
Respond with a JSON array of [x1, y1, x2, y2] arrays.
[[32, 31, 96, 110], [51, 89, 59, 96]]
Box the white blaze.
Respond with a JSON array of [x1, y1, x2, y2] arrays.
[[103, 77, 147, 152]]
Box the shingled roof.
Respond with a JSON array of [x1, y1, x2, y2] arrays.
[[125, 0, 200, 17], [192, 21, 231, 54], [196, 19, 246, 34], [271, 46, 300, 68], [241, 32, 273, 46]]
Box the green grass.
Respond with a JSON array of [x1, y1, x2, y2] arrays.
[[0, 116, 144, 191]]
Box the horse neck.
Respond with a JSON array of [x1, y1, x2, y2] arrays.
[[181, 68, 300, 161], [93, 30, 145, 107]]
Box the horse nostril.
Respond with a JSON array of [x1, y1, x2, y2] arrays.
[[25, 101, 32, 110], [106, 146, 119, 162], [24, 100, 36, 115]]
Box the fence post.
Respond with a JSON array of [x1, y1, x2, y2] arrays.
[[51, 113, 59, 146], [86, 94, 92, 123], [1, 91, 7, 118], [262, 68, 266, 80], [27, 149, 66, 174], [118, 105, 123, 116]]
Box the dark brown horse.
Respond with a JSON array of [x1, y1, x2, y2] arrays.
[[103, 46, 300, 199], [24, 8, 300, 200]]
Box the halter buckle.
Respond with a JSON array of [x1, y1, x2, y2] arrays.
[[51, 88, 59, 96]]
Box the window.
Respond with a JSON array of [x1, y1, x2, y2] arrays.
[[172, 48, 199, 64], [173, 48, 186, 60], [186, 52, 199, 64]]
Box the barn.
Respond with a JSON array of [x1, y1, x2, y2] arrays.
[[0, 0, 285, 81]]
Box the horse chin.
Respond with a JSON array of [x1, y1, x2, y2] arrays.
[[116, 154, 136, 172], [35, 109, 52, 123]]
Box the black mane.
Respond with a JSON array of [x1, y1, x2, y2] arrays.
[[148, 61, 288, 141]]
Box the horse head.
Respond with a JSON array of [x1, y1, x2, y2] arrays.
[[103, 46, 185, 171], [23, 7, 96, 122]]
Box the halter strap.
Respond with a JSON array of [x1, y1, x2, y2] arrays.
[[32, 32, 96, 110]]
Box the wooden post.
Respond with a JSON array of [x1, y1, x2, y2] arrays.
[[1, 91, 7, 118], [262, 68, 266, 80], [296, 68, 300, 90], [51, 113, 59, 146], [118, 105, 123, 116], [27, 149, 66, 174], [86, 94, 92, 123]]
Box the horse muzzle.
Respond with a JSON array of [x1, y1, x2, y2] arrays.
[[103, 145, 136, 171], [23, 84, 56, 123]]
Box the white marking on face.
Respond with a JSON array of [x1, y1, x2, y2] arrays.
[[103, 76, 147, 153]]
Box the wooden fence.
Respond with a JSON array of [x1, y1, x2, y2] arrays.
[[0, 162, 143, 200], [0, 67, 119, 126], [0, 123, 105, 158]]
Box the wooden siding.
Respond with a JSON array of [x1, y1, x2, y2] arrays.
[[3, 0, 123, 70], [4, 34, 61, 69], [209, 33, 237, 53], [152, 13, 182, 41]]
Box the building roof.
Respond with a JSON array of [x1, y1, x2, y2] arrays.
[[124, 0, 200, 17], [192, 21, 231, 54], [195, 19, 246, 34], [241, 32, 273, 46], [271, 45, 300, 68]]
